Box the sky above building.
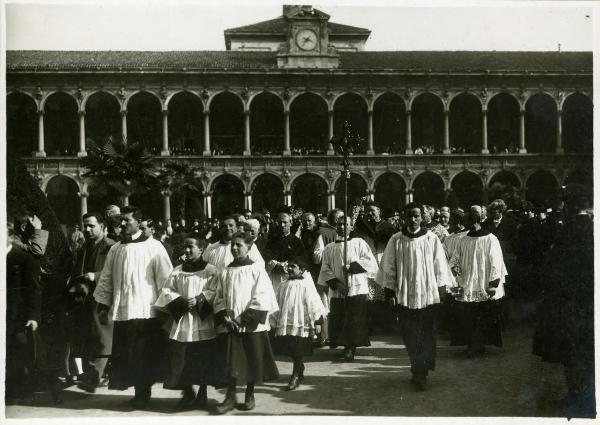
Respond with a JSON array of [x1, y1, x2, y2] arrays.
[[4, 0, 595, 51]]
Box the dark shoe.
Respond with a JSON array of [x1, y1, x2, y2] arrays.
[[62, 375, 76, 388], [413, 378, 427, 392], [239, 394, 255, 411], [130, 388, 151, 410], [215, 391, 237, 415], [48, 377, 64, 405], [130, 397, 149, 410], [343, 347, 355, 362], [286, 375, 300, 391], [175, 388, 196, 411], [77, 381, 97, 394], [196, 386, 208, 409]]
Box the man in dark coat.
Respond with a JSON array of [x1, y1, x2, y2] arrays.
[[264, 212, 306, 290], [67, 212, 116, 393], [5, 226, 44, 403], [353, 201, 396, 333], [533, 184, 595, 418]]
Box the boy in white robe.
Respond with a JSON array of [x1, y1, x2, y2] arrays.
[[210, 231, 279, 414], [154, 235, 218, 410], [317, 215, 379, 362], [377, 202, 455, 391], [93, 206, 173, 409], [271, 256, 328, 390], [449, 205, 507, 357]]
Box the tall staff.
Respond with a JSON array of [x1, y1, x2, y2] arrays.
[[329, 121, 361, 292]]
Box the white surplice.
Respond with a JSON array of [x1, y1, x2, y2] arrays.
[[202, 240, 264, 272], [94, 237, 173, 321], [377, 230, 455, 309], [154, 263, 218, 342], [443, 230, 469, 260], [449, 232, 508, 302], [211, 261, 279, 333], [316, 238, 379, 299], [270, 272, 328, 338]]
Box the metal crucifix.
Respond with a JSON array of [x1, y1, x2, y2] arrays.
[[329, 121, 362, 292]]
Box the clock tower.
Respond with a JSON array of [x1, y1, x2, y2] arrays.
[[277, 5, 340, 69]]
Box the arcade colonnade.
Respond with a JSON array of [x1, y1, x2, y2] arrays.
[[6, 87, 593, 158], [37, 162, 591, 224]]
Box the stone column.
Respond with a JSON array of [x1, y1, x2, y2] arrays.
[[35, 111, 46, 157], [245, 192, 253, 211], [283, 110, 291, 156], [481, 110, 489, 154], [556, 110, 564, 153], [328, 191, 336, 211], [121, 195, 130, 206], [367, 190, 375, 201], [327, 110, 335, 155], [79, 191, 88, 217], [367, 110, 374, 155], [78, 111, 87, 157], [284, 191, 292, 207], [162, 191, 171, 222], [204, 192, 212, 218], [405, 189, 411, 205], [161, 110, 170, 156], [443, 110, 451, 154], [244, 110, 251, 156], [519, 110, 527, 153], [405, 110, 413, 154], [121, 110, 128, 143], [203, 111, 211, 156]]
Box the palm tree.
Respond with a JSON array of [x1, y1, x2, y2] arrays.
[[81, 136, 159, 206], [156, 161, 204, 221]]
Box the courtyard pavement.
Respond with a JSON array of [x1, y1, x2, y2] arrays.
[[5, 319, 571, 419]]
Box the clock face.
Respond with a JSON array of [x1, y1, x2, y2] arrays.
[[296, 29, 318, 51]]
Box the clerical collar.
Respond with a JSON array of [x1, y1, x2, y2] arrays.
[[335, 237, 353, 243], [402, 227, 427, 239], [467, 227, 491, 237], [228, 257, 255, 267], [182, 257, 208, 272], [122, 231, 148, 244]]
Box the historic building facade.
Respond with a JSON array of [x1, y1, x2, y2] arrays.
[[6, 5, 593, 224]]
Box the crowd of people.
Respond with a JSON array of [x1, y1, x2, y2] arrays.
[[5, 184, 594, 417]]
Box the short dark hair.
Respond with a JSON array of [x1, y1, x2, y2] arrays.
[[184, 234, 208, 250], [287, 255, 308, 271], [404, 202, 424, 215], [120, 205, 143, 222], [220, 216, 236, 226], [82, 211, 105, 224], [231, 231, 254, 246]]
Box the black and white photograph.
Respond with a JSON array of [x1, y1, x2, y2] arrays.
[[1, 0, 597, 421]]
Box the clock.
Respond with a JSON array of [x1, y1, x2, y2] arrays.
[[295, 29, 318, 51]]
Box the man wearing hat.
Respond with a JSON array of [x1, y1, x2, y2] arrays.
[[533, 183, 594, 417]]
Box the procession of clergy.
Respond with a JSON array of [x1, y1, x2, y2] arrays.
[[63, 199, 508, 414], [7, 199, 512, 415]]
